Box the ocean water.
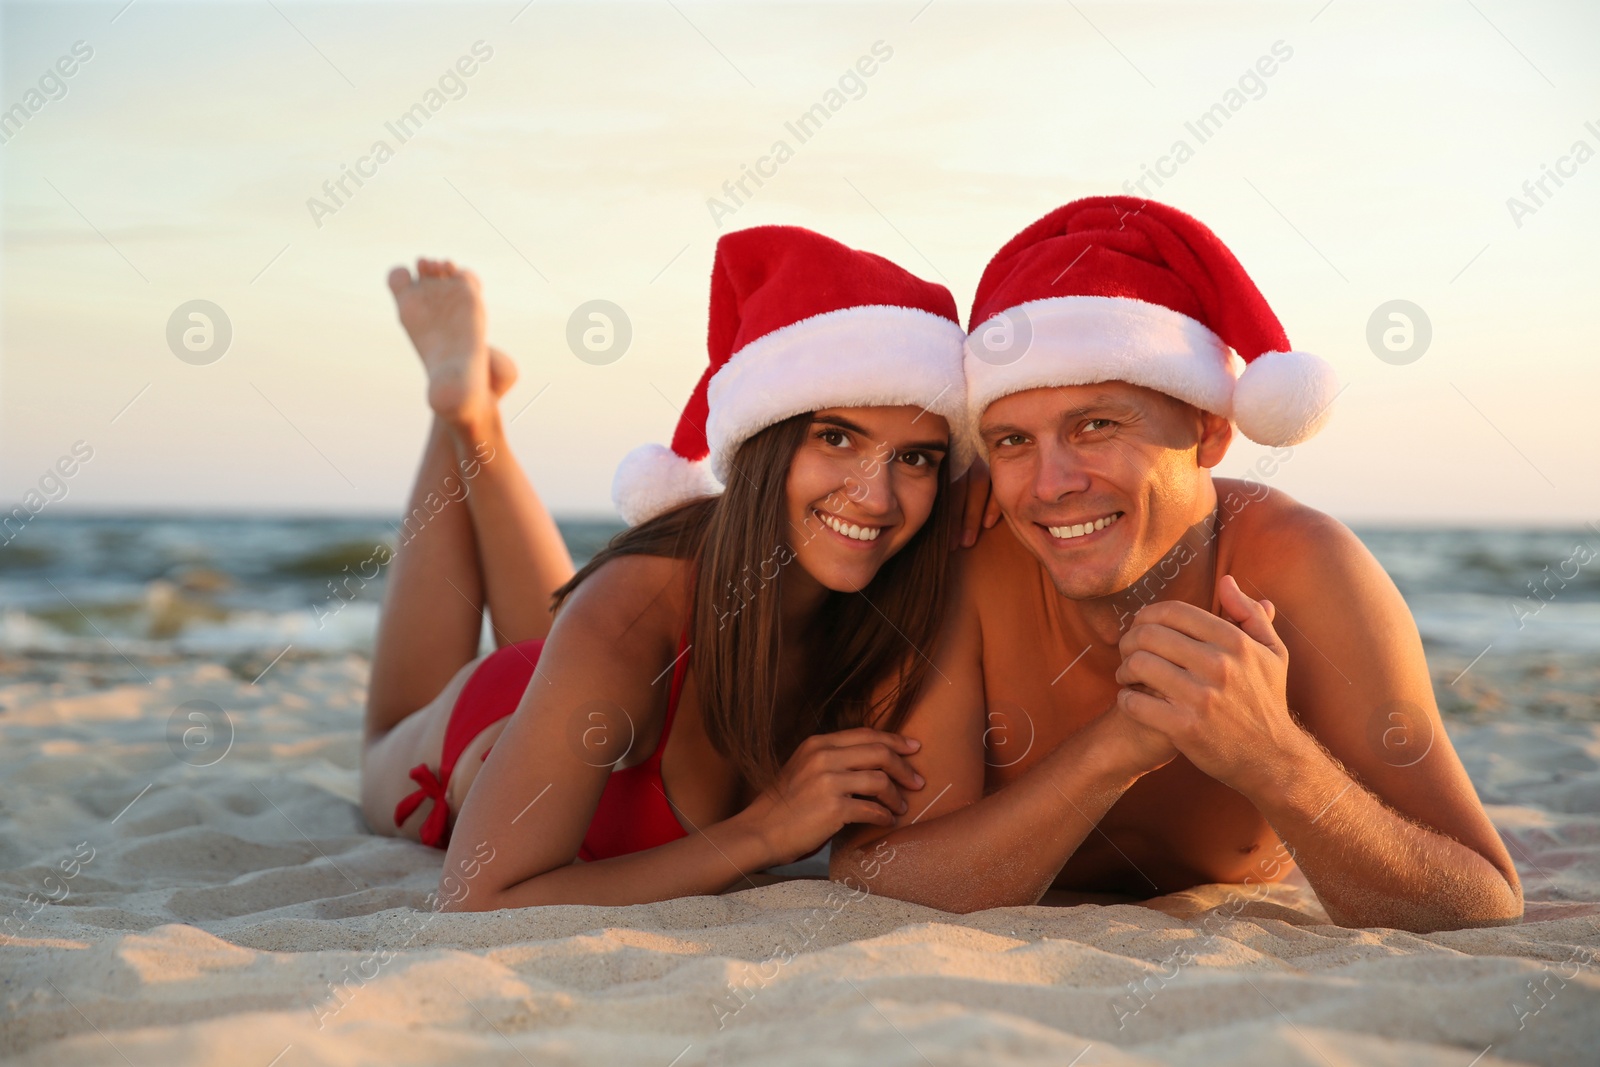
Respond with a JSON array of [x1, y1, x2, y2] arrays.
[[1, 516, 1596, 664], [0, 515, 621, 666]]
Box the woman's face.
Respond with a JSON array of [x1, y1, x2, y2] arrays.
[[783, 405, 951, 593]]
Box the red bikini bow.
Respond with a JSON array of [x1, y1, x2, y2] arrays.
[[394, 762, 451, 847]]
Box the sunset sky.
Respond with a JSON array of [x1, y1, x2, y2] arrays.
[[3, 0, 1596, 523]]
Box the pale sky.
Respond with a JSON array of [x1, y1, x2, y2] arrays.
[[3, 0, 1596, 523]]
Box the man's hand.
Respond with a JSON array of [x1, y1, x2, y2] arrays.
[[1096, 696, 1182, 781], [1114, 574, 1308, 794]]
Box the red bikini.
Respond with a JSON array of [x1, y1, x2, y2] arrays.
[[394, 633, 692, 860]]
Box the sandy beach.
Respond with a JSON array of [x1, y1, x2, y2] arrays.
[[1, 641, 1596, 1067]]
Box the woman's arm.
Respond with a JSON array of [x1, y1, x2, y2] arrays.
[[438, 556, 923, 910], [452, 811, 776, 908]]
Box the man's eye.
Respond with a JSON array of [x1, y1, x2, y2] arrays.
[[1083, 419, 1116, 435], [994, 434, 1027, 448]]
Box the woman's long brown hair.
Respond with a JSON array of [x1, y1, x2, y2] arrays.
[[551, 412, 953, 787]]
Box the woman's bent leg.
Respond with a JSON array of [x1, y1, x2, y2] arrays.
[[360, 258, 577, 837], [365, 416, 487, 744], [447, 403, 575, 649]]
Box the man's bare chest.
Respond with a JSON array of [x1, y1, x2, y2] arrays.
[[979, 634, 1122, 791]]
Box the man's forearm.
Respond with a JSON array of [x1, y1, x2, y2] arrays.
[[1243, 734, 1523, 932], [833, 718, 1143, 913]]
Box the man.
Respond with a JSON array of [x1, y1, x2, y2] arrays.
[[831, 197, 1522, 933]]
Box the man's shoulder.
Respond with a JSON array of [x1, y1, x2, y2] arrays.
[[1222, 478, 1350, 545], [1219, 478, 1376, 603]]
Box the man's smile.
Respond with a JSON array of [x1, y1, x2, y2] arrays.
[[1039, 511, 1123, 542]]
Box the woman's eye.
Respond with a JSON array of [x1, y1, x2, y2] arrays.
[[818, 429, 849, 448], [900, 451, 931, 469]]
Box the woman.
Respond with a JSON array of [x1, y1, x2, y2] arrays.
[[359, 225, 974, 909]]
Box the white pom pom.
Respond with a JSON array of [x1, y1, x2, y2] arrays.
[[1232, 350, 1339, 446], [611, 443, 721, 525]]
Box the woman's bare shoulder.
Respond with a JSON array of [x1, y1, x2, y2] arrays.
[[553, 553, 691, 655]]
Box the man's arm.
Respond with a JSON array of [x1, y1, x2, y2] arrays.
[[1117, 511, 1522, 932], [830, 560, 1177, 913]]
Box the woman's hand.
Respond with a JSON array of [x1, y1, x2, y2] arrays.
[[737, 728, 925, 867], [951, 457, 1001, 549]]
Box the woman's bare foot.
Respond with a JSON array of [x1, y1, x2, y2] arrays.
[[487, 345, 518, 399], [388, 258, 496, 427]]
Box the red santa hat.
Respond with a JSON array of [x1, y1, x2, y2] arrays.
[[965, 196, 1338, 448], [613, 225, 970, 525]]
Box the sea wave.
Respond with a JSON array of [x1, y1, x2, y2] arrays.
[[2, 516, 1595, 661]]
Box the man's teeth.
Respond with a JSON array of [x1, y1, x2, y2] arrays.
[[1046, 513, 1120, 540], [817, 510, 881, 542]]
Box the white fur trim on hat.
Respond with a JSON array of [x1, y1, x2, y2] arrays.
[[611, 443, 722, 526], [1232, 349, 1339, 447], [705, 305, 971, 482], [963, 296, 1237, 441]]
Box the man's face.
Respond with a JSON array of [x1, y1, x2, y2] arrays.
[[978, 381, 1231, 599]]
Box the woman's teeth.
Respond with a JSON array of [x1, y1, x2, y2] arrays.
[[816, 509, 881, 542], [1046, 512, 1120, 540]]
